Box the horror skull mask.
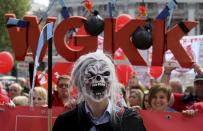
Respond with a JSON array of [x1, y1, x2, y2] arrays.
[[83, 60, 112, 102]]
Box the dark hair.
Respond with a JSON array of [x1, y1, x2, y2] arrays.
[[194, 73, 203, 83], [120, 85, 129, 105], [148, 83, 171, 106], [184, 86, 194, 94], [142, 90, 149, 110]]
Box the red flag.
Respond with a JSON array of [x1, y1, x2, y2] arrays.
[[35, 71, 48, 89], [116, 64, 133, 86]]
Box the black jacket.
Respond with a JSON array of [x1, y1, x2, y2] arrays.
[[52, 102, 146, 131]]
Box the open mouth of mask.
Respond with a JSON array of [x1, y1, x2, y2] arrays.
[[90, 82, 107, 99]]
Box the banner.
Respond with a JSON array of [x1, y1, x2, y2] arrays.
[[140, 110, 203, 131], [0, 106, 65, 131], [1, 106, 203, 131]]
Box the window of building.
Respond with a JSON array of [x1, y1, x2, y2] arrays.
[[147, 3, 156, 9], [199, 19, 203, 34], [199, 3, 203, 10], [178, 3, 187, 10], [77, 6, 86, 16], [68, 7, 73, 16]]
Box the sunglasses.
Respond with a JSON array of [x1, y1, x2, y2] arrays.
[[58, 84, 69, 88]]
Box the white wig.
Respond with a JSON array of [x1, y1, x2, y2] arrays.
[[71, 51, 124, 107]]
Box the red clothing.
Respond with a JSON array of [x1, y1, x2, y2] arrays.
[[173, 93, 203, 112], [191, 101, 203, 112], [172, 93, 193, 111], [52, 91, 64, 107], [0, 94, 9, 105], [71, 87, 78, 98]]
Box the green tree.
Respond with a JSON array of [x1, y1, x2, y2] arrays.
[[0, 0, 30, 52]]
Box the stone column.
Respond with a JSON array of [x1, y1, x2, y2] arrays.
[[188, 3, 196, 35]]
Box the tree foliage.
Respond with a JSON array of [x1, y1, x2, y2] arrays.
[[0, 0, 30, 52]]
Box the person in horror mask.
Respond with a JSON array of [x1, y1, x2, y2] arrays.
[[53, 51, 146, 131]]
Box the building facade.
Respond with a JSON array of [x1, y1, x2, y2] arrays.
[[17, 0, 203, 86], [48, 0, 203, 35]]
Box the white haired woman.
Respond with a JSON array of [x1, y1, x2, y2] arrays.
[[53, 52, 146, 131], [31, 86, 47, 107]]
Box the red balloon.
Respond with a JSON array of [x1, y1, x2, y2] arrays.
[[150, 66, 163, 79], [52, 62, 74, 84], [115, 14, 132, 31], [116, 64, 134, 86], [0, 51, 14, 74]]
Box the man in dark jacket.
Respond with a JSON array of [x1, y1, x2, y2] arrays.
[[53, 52, 146, 131]]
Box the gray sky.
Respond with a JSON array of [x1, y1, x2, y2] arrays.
[[34, 0, 49, 6]]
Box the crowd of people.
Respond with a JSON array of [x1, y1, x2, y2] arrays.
[[0, 74, 77, 109], [0, 51, 203, 130]]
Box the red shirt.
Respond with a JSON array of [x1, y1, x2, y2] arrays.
[[52, 91, 64, 107], [190, 101, 203, 112], [172, 93, 193, 111], [173, 93, 203, 112], [0, 94, 10, 105]]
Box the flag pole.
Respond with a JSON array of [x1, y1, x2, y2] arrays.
[[48, 37, 53, 131], [27, 21, 54, 130]]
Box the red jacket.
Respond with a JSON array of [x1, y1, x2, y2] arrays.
[[52, 91, 64, 107], [191, 101, 203, 112], [172, 93, 193, 111], [173, 93, 203, 112], [0, 94, 10, 105]]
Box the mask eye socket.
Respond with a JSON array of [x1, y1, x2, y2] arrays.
[[88, 71, 95, 78], [102, 71, 110, 76]]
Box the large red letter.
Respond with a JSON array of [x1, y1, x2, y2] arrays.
[[166, 21, 197, 68], [54, 16, 97, 62], [114, 19, 147, 66], [151, 20, 165, 66], [4, 13, 56, 61]]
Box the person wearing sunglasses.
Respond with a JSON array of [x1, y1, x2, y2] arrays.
[[52, 75, 76, 110]]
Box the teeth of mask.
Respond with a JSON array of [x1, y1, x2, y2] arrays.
[[92, 83, 97, 87], [92, 82, 105, 87], [96, 92, 101, 96]]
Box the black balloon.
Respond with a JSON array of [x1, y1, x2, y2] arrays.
[[131, 23, 152, 50], [84, 10, 104, 36]]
